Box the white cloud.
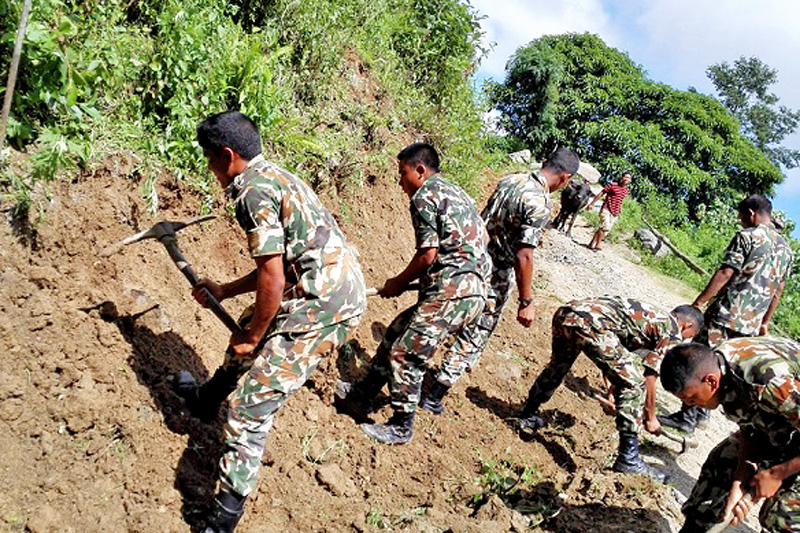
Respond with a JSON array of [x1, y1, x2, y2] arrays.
[[471, 0, 618, 80], [632, 0, 800, 108]]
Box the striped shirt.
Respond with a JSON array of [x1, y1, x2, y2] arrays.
[[601, 182, 630, 217]]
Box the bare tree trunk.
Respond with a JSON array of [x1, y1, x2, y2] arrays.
[[0, 0, 33, 154], [643, 220, 709, 277]]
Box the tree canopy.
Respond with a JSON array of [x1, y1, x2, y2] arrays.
[[490, 33, 784, 222], [707, 56, 800, 169]]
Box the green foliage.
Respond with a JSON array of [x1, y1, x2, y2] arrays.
[[708, 56, 800, 169], [472, 455, 540, 507], [491, 33, 784, 221], [1, 0, 490, 217]]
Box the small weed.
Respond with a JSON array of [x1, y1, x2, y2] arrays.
[[471, 453, 540, 507], [300, 427, 347, 464], [366, 507, 391, 530], [110, 438, 130, 463], [396, 506, 428, 526], [498, 350, 529, 369]]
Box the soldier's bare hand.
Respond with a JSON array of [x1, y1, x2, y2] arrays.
[[751, 466, 783, 500], [517, 304, 535, 327], [192, 278, 225, 307], [759, 323, 769, 336], [229, 330, 259, 360], [379, 277, 405, 298], [644, 417, 661, 435], [723, 481, 753, 525]]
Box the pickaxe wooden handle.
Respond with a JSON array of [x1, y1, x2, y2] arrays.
[[101, 215, 243, 334], [706, 493, 753, 533], [366, 283, 422, 297]]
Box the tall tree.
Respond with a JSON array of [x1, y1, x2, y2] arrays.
[[707, 56, 800, 169], [490, 33, 783, 222]]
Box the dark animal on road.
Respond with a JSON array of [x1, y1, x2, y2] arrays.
[[553, 178, 593, 238]]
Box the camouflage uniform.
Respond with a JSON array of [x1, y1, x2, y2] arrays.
[[368, 174, 490, 412], [702, 224, 794, 345], [436, 171, 551, 386], [219, 155, 366, 497], [526, 297, 682, 433], [683, 337, 800, 532]]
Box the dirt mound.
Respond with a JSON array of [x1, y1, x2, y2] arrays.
[[0, 167, 744, 532]]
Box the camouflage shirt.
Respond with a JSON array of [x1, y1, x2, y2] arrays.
[[482, 170, 551, 269], [227, 155, 367, 334], [707, 224, 794, 335], [411, 174, 491, 300], [718, 336, 800, 449], [561, 296, 683, 373]]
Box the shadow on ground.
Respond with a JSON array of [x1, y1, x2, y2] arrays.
[[466, 386, 578, 473], [87, 301, 224, 532]]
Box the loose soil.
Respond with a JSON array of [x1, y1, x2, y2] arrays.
[[0, 166, 757, 532]]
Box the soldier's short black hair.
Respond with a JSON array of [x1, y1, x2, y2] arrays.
[[660, 343, 719, 393], [672, 304, 704, 332], [737, 194, 772, 216], [197, 111, 262, 160], [542, 147, 580, 175], [398, 143, 440, 172]]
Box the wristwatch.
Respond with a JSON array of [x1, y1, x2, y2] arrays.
[[518, 297, 533, 308]]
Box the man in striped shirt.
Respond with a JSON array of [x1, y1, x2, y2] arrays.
[[587, 172, 632, 251]]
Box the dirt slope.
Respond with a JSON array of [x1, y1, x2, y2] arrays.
[[0, 167, 753, 532]]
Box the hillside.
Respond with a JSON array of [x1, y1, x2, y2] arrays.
[[0, 164, 758, 533]]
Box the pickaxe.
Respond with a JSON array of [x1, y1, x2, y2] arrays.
[[661, 429, 699, 454], [101, 215, 243, 333]]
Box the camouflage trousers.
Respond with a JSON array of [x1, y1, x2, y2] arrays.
[[367, 296, 484, 412], [435, 266, 512, 386], [682, 432, 800, 532], [218, 317, 358, 497], [525, 307, 645, 433]]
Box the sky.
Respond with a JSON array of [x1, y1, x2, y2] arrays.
[[469, 0, 800, 237]]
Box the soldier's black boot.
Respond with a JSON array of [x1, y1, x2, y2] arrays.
[[202, 490, 245, 533], [657, 404, 700, 434], [361, 410, 414, 445], [612, 431, 668, 483], [515, 397, 547, 433], [335, 367, 387, 422], [175, 366, 240, 422], [419, 380, 449, 414]]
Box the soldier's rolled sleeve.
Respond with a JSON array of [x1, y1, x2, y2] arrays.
[[517, 194, 549, 248], [237, 193, 285, 257], [411, 197, 439, 249], [762, 375, 800, 430], [720, 232, 749, 271]]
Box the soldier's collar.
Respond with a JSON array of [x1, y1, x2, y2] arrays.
[[531, 169, 549, 193], [227, 154, 266, 198]]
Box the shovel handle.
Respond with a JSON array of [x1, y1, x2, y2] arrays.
[[161, 235, 243, 334]]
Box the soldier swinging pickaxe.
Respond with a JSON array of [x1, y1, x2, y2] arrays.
[[101, 215, 242, 333]]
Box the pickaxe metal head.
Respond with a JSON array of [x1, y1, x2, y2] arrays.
[[661, 430, 698, 454], [100, 215, 216, 257]]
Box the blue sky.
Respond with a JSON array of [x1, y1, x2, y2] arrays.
[[469, 0, 800, 237]]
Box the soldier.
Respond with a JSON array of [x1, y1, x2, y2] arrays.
[[516, 297, 704, 481], [337, 143, 491, 444], [175, 111, 367, 533], [415, 148, 580, 415], [659, 194, 794, 433], [660, 338, 800, 532]]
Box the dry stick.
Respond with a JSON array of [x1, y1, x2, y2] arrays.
[[0, 0, 32, 153], [642, 219, 709, 277]]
